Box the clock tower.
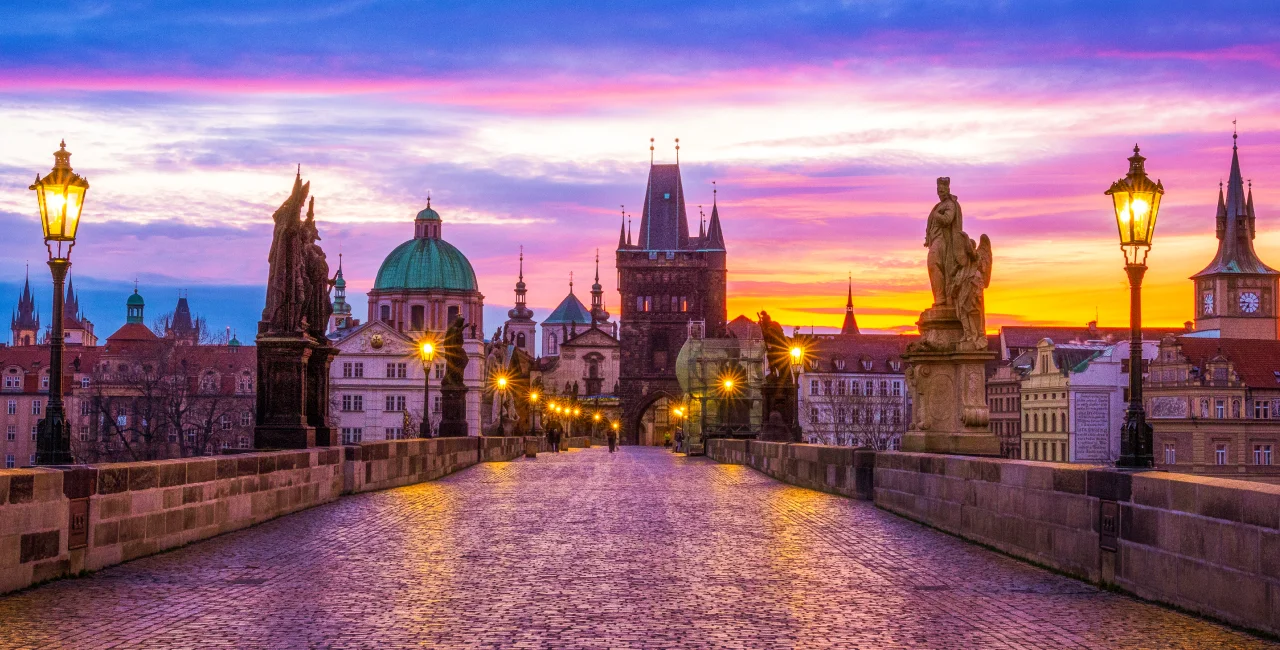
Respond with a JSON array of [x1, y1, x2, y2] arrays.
[[1192, 134, 1280, 339]]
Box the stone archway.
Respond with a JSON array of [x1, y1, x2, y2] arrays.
[[631, 391, 677, 446]]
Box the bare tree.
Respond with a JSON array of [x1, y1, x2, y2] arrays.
[[819, 382, 905, 450]]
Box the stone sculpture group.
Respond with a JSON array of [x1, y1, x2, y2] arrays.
[[902, 177, 1001, 456]]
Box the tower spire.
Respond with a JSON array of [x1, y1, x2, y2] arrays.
[[1193, 130, 1278, 279], [590, 248, 609, 326], [705, 181, 725, 251], [675, 137, 680, 164], [618, 205, 627, 248], [840, 273, 860, 335]]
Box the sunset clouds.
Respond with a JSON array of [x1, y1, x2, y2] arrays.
[[2, 1, 1280, 339]]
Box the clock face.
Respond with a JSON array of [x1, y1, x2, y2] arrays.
[[1203, 292, 1214, 315], [1240, 292, 1261, 314]]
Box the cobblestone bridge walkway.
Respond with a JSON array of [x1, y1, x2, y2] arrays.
[[1, 448, 1274, 649]]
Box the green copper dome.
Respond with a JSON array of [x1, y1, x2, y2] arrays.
[[374, 238, 478, 292], [126, 290, 145, 307], [416, 206, 441, 221]]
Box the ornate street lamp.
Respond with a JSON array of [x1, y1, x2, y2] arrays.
[[32, 140, 88, 465], [1105, 144, 1163, 468], [418, 339, 436, 437], [789, 343, 806, 442]]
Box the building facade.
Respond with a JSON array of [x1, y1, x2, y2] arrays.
[[616, 160, 727, 444], [1019, 338, 1157, 463], [796, 333, 913, 449], [1191, 136, 1280, 339], [986, 356, 1028, 459], [1146, 337, 1280, 482], [331, 200, 486, 440]]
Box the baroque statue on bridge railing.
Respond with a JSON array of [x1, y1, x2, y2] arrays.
[[922, 177, 992, 351], [262, 172, 335, 339], [442, 316, 469, 389]]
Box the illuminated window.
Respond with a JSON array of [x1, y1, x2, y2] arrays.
[[1215, 444, 1227, 465], [1163, 443, 1176, 465]]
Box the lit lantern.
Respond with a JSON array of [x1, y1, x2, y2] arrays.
[[30, 141, 89, 261], [1106, 144, 1164, 266]]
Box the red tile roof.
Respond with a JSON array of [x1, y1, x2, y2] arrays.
[[804, 334, 918, 373], [1174, 337, 1280, 389]]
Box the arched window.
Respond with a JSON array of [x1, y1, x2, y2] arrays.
[[380, 304, 391, 322], [516, 332, 526, 348], [547, 333, 558, 356]]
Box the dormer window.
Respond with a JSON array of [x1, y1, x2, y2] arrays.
[[889, 360, 902, 372], [862, 360, 873, 371], [834, 359, 845, 371]]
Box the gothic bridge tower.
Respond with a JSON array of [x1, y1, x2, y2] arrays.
[[616, 149, 727, 445]]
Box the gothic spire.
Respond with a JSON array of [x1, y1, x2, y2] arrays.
[[840, 274, 860, 335], [618, 205, 627, 249], [1194, 132, 1278, 278], [704, 181, 725, 251], [508, 246, 533, 321], [590, 249, 609, 325]]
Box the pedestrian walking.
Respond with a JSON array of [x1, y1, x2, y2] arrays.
[[607, 428, 618, 453], [675, 429, 685, 453]]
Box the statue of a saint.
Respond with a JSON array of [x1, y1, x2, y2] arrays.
[[954, 235, 993, 348], [442, 316, 469, 388], [301, 198, 334, 341], [263, 175, 309, 334], [925, 177, 966, 308]]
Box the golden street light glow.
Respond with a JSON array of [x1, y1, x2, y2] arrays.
[[495, 376, 508, 389], [31, 140, 89, 254], [790, 346, 803, 361], [593, 412, 601, 421], [573, 407, 581, 416], [611, 421, 619, 431], [530, 392, 539, 402], [419, 341, 435, 361], [723, 378, 734, 390]]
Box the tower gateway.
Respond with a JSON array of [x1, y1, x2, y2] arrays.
[[1191, 135, 1280, 339], [617, 155, 727, 445]]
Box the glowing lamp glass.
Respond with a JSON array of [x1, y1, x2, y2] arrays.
[[1106, 145, 1164, 265]]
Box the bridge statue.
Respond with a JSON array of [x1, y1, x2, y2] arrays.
[[437, 316, 470, 437], [256, 171, 338, 448], [902, 177, 999, 456]]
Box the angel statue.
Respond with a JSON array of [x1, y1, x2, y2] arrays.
[[953, 234, 993, 349]]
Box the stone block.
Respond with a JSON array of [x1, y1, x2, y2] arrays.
[[1177, 515, 1209, 559], [1131, 474, 1169, 509], [60, 467, 97, 499], [8, 475, 33, 504], [1117, 543, 1177, 600], [1177, 557, 1269, 627], [182, 485, 203, 505], [162, 487, 183, 510], [97, 467, 129, 495], [970, 459, 1001, 483], [237, 457, 259, 477], [0, 533, 18, 568], [19, 530, 59, 563], [1262, 531, 1280, 581], [0, 476, 8, 505], [216, 458, 238, 480], [119, 515, 147, 543], [1122, 504, 1159, 547], [257, 454, 277, 475], [165, 509, 184, 535], [1242, 487, 1280, 530], [31, 558, 68, 584], [1086, 468, 1132, 502], [1051, 467, 1088, 495], [98, 494, 131, 521], [128, 464, 159, 491], [999, 462, 1028, 488], [157, 462, 186, 488], [146, 512, 166, 538], [93, 521, 119, 547], [1169, 479, 1197, 514], [185, 459, 216, 484], [1197, 483, 1243, 523]]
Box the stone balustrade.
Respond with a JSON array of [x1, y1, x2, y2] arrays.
[[707, 438, 1280, 637], [1, 436, 538, 596]]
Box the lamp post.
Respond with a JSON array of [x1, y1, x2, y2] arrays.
[[418, 340, 436, 437], [789, 343, 805, 442], [1106, 144, 1164, 468], [494, 374, 510, 434], [32, 141, 88, 466], [528, 391, 540, 435]]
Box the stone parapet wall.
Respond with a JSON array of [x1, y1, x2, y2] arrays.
[[1, 448, 343, 596], [343, 437, 479, 494], [0, 436, 545, 596], [706, 440, 1280, 637], [0, 468, 68, 594], [705, 439, 876, 500]]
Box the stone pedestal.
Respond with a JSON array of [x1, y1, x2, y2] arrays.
[[438, 385, 469, 437], [901, 307, 1000, 456], [255, 330, 316, 449], [306, 344, 338, 446]]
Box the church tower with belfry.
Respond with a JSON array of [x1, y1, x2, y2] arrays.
[[616, 139, 727, 445], [1191, 132, 1280, 339]]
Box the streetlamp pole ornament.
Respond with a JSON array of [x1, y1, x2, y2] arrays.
[[1106, 143, 1163, 468], [31, 140, 89, 465]]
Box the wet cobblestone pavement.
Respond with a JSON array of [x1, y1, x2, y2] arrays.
[[0, 447, 1275, 649]]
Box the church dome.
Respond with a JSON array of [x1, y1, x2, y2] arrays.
[[544, 291, 591, 325], [374, 238, 478, 292], [126, 291, 145, 307], [416, 206, 441, 221]]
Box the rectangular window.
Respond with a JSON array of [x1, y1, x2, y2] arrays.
[[879, 381, 888, 396], [341, 395, 364, 412], [239, 436, 250, 449], [2, 375, 18, 389], [80, 402, 90, 416], [410, 305, 425, 331], [341, 427, 364, 444], [80, 377, 90, 389], [836, 381, 846, 396], [5, 425, 14, 441], [386, 363, 408, 379], [241, 411, 252, 427], [385, 395, 406, 411], [865, 381, 874, 396], [823, 380, 832, 396], [4, 454, 13, 469], [79, 426, 90, 442], [1255, 444, 1274, 466], [892, 381, 902, 397], [810, 379, 820, 395], [31, 400, 41, 415], [1256, 401, 1271, 419], [1215, 400, 1225, 419], [1215, 444, 1228, 465], [1163, 443, 1176, 465], [6, 400, 14, 414], [385, 427, 404, 440], [220, 415, 231, 431]]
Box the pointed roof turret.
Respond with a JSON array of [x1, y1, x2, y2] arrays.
[[638, 163, 689, 250], [332, 253, 351, 317], [11, 267, 39, 338], [508, 246, 534, 321], [590, 249, 609, 325], [840, 275, 860, 335], [1194, 133, 1278, 277], [545, 273, 591, 326], [704, 183, 725, 251], [617, 206, 628, 249]]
